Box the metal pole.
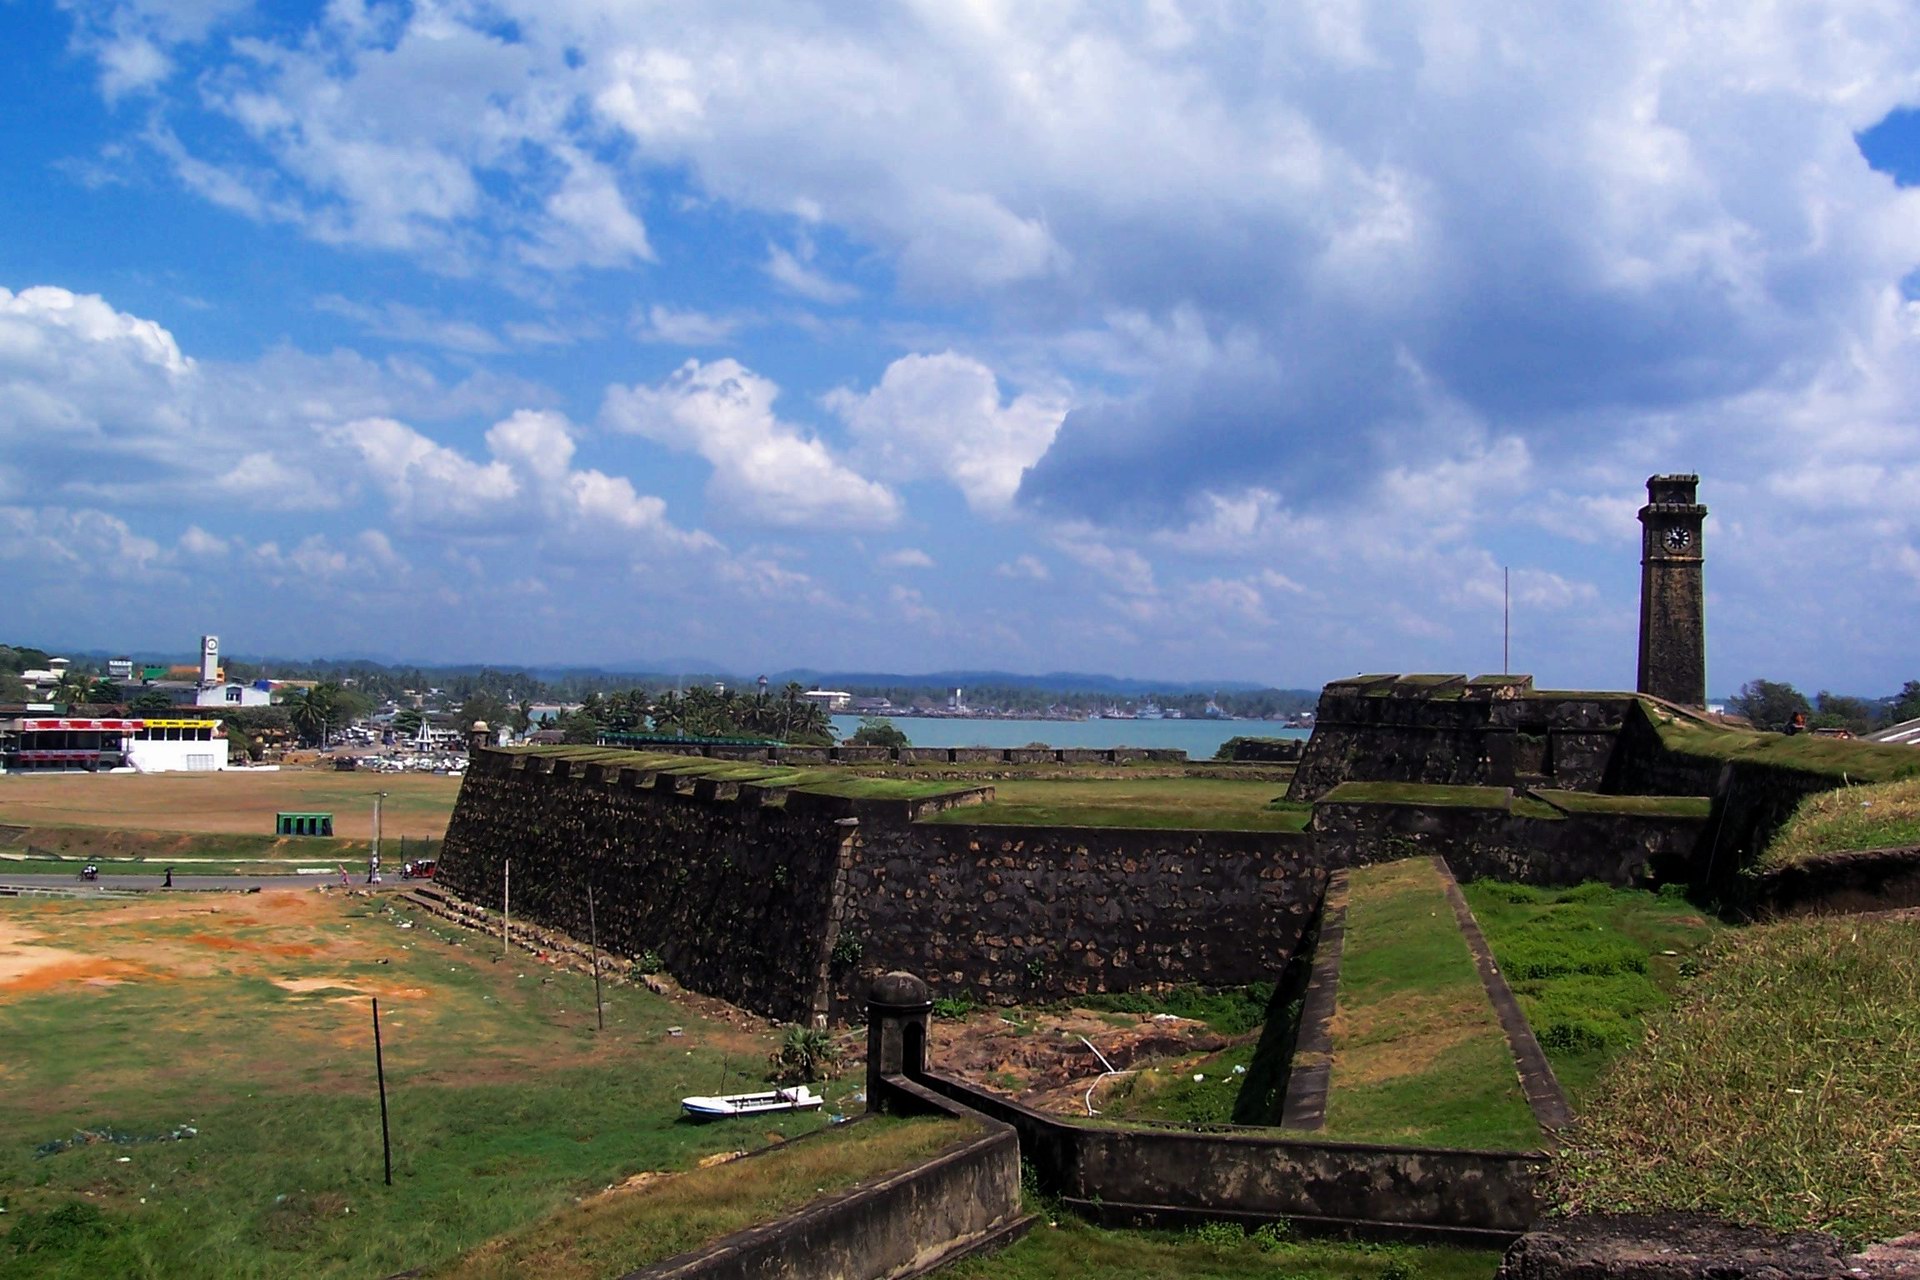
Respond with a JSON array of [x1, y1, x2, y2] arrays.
[[1503, 566, 1511, 675], [373, 997, 392, 1186], [588, 885, 605, 1031], [502, 860, 511, 955]]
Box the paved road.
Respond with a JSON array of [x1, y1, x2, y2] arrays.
[[0, 872, 376, 893]]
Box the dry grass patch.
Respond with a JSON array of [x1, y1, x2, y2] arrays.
[[0, 769, 459, 839], [1322, 859, 1539, 1149], [1329, 990, 1491, 1087], [425, 1116, 972, 1280], [1558, 913, 1920, 1244]]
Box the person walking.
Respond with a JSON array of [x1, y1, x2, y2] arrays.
[[163, 867, 173, 888]]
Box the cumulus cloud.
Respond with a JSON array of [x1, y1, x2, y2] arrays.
[[601, 358, 900, 529], [829, 352, 1067, 513], [878, 547, 934, 570], [331, 408, 717, 553]]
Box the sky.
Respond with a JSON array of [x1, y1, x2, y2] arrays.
[[4, 1, 1920, 695]]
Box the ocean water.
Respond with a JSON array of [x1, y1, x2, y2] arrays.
[[828, 714, 1308, 758]]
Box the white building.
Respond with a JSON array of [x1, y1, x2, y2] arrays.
[[194, 682, 272, 708], [124, 719, 228, 772], [801, 689, 852, 712]]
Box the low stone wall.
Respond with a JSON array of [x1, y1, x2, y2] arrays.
[[1748, 845, 1920, 918], [913, 1071, 1544, 1246], [1310, 796, 1706, 887], [635, 1083, 1028, 1280]]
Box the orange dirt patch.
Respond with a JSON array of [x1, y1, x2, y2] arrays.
[[2, 956, 155, 993], [184, 933, 322, 958]]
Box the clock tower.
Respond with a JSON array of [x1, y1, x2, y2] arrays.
[[1636, 474, 1707, 708]]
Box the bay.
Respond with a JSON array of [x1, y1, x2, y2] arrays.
[[828, 714, 1308, 758]]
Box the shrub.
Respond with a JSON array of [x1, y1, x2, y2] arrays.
[[829, 934, 863, 968], [1185, 1219, 1244, 1246], [932, 994, 978, 1020], [769, 1025, 841, 1083], [631, 950, 665, 976]]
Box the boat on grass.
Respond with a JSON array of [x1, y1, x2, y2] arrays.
[[680, 1085, 824, 1120]]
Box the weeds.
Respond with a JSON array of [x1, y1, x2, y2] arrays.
[[1558, 915, 1920, 1244]]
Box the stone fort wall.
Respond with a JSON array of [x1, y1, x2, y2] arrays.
[[439, 748, 1322, 1022], [1286, 675, 1635, 802]]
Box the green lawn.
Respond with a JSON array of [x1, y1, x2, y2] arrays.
[[1321, 860, 1539, 1150], [0, 892, 878, 1279], [1758, 775, 1920, 869], [1457, 882, 1720, 1098], [920, 778, 1310, 831], [1557, 914, 1920, 1244], [944, 1216, 1500, 1279]]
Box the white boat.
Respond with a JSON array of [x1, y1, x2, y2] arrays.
[[680, 1085, 824, 1120]]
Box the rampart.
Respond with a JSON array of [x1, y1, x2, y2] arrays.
[[439, 748, 1320, 1022], [1310, 787, 1709, 886], [1287, 675, 1636, 802]]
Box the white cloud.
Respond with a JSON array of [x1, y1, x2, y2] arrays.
[[331, 408, 718, 553], [764, 242, 858, 305], [830, 352, 1067, 513], [633, 305, 744, 346], [0, 506, 168, 579], [601, 358, 900, 530], [879, 547, 934, 570], [994, 554, 1050, 581], [315, 295, 505, 354]]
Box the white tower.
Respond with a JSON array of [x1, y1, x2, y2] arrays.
[[199, 635, 220, 687]]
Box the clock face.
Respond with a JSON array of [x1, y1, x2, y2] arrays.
[[1663, 526, 1692, 552]]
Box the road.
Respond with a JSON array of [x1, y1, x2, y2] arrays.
[[0, 872, 382, 893]]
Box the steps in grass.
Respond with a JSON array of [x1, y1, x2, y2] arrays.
[[1318, 857, 1543, 1151]]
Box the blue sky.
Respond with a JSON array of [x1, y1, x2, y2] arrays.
[[5, 2, 1920, 695]]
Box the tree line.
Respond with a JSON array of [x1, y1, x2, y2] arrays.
[[1727, 679, 1920, 734]]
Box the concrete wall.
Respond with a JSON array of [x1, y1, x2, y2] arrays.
[[635, 1081, 1026, 1280], [913, 1070, 1545, 1246]]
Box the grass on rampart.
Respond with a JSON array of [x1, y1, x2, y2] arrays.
[[1322, 860, 1539, 1151], [425, 1115, 971, 1280], [0, 891, 872, 1279], [943, 1214, 1499, 1279], [1758, 775, 1920, 870], [511, 746, 975, 801], [921, 778, 1310, 832], [1644, 704, 1920, 784], [1529, 790, 1712, 819], [1318, 782, 1518, 811], [1557, 914, 1920, 1244], [1458, 882, 1720, 1098]]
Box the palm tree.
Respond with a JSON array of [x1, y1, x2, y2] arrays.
[[53, 671, 94, 708]]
